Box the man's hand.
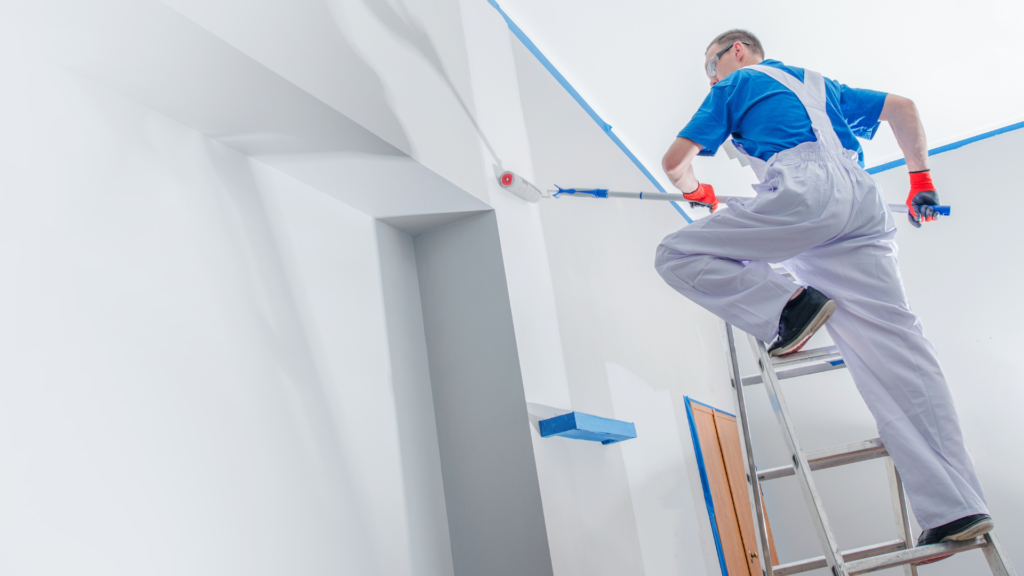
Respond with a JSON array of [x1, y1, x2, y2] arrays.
[[684, 182, 718, 212], [906, 170, 939, 228]]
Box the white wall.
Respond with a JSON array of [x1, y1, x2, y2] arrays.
[[414, 212, 554, 576], [376, 222, 456, 576], [513, 32, 734, 576], [3, 2, 568, 575], [0, 24, 452, 576]]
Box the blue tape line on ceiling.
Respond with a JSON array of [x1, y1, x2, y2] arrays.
[[486, 0, 693, 224], [867, 120, 1024, 175], [684, 396, 730, 576]]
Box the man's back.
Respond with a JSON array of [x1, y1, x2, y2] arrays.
[[679, 59, 888, 167]]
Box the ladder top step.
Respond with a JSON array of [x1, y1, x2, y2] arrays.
[[742, 357, 847, 386], [771, 345, 842, 367]]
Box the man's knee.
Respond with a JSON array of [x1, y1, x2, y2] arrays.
[[654, 242, 701, 282], [654, 242, 681, 272]]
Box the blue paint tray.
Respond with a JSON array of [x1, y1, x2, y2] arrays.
[[539, 411, 636, 445]]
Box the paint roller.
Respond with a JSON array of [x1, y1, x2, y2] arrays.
[[497, 170, 548, 201], [497, 171, 952, 215], [498, 171, 546, 202]]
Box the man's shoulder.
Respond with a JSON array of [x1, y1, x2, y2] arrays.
[[755, 59, 807, 81], [720, 60, 803, 89]]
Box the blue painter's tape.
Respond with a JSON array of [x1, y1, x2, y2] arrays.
[[485, 0, 693, 224], [829, 359, 845, 367], [539, 411, 637, 445], [684, 397, 729, 576], [867, 120, 1024, 175], [865, 158, 907, 175]]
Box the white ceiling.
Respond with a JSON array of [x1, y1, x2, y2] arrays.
[[496, 0, 1023, 192]]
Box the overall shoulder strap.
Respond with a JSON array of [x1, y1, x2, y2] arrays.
[[745, 65, 843, 153]]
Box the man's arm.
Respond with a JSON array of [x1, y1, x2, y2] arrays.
[[879, 94, 940, 227], [662, 137, 702, 192], [879, 94, 928, 172], [662, 137, 718, 212]]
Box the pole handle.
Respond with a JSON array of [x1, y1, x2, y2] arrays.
[[888, 203, 951, 215]]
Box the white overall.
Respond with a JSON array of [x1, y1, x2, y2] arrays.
[[655, 66, 988, 529]]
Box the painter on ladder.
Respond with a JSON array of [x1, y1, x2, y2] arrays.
[[653, 29, 991, 556]]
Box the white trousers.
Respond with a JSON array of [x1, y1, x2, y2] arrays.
[[655, 143, 988, 529]]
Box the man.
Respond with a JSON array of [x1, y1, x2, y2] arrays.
[[654, 30, 991, 555]]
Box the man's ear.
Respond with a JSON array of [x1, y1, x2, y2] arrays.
[[733, 41, 746, 62]]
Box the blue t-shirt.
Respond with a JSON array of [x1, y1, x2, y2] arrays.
[[678, 59, 887, 167]]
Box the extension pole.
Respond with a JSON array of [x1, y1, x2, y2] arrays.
[[550, 187, 951, 215]]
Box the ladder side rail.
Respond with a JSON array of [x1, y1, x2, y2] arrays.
[[726, 323, 775, 576], [884, 459, 918, 576], [982, 532, 1016, 576], [747, 332, 848, 575]]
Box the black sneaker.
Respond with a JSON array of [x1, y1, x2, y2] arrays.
[[915, 514, 994, 565], [767, 286, 836, 357]]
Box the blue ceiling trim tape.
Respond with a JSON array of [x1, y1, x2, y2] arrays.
[[684, 396, 730, 575], [867, 120, 1024, 175], [487, 0, 693, 224]]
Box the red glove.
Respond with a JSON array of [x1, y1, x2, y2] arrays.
[[684, 182, 718, 212], [906, 170, 940, 228]]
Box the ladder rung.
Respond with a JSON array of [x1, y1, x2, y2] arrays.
[[742, 358, 847, 386], [771, 345, 842, 367], [773, 539, 905, 576], [758, 439, 887, 481], [846, 536, 989, 574]]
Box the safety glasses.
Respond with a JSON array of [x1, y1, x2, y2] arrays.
[[706, 41, 750, 79]]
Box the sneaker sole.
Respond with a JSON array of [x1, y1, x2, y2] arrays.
[[946, 517, 994, 541], [915, 517, 994, 565], [769, 299, 837, 357]]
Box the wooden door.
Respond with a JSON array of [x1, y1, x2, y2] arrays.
[[715, 410, 765, 574], [688, 399, 778, 575], [689, 402, 753, 576]]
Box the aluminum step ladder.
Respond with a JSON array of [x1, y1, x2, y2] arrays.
[[723, 321, 1016, 575]]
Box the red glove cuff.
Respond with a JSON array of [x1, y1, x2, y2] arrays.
[[683, 183, 710, 201], [909, 171, 935, 193]]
